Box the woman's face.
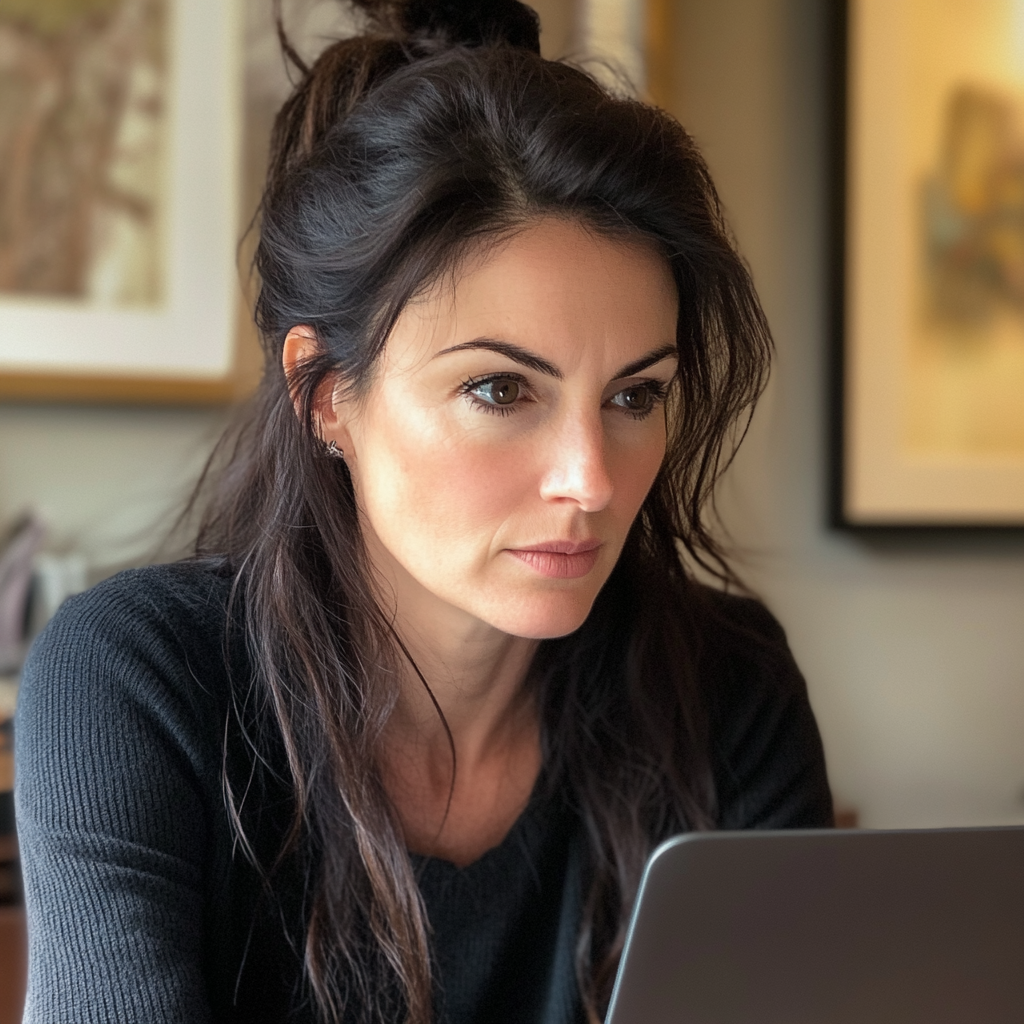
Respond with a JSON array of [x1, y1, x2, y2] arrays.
[[327, 217, 678, 640]]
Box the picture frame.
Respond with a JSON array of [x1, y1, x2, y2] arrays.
[[834, 0, 1024, 528], [0, 0, 255, 405]]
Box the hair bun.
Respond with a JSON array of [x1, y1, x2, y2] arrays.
[[400, 0, 541, 53]]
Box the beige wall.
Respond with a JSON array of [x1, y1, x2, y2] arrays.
[[671, 0, 1024, 827], [533, 0, 579, 59], [0, 404, 227, 575], [1, 0, 1021, 827]]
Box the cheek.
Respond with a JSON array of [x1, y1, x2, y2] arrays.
[[353, 397, 532, 557], [609, 424, 668, 518]]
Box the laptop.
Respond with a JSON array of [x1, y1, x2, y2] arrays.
[[605, 826, 1024, 1024]]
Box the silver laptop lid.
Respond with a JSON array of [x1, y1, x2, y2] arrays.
[[606, 827, 1024, 1024]]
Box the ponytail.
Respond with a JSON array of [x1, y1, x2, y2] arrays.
[[266, 0, 539, 190]]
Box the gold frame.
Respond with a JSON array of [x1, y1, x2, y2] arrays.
[[0, 372, 244, 405], [0, 302, 259, 405]]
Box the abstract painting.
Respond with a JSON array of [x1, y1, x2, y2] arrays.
[[841, 0, 1024, 526]]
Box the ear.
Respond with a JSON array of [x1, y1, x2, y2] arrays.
[[282, 325, 353, 451], [282, 324, 319, 402]]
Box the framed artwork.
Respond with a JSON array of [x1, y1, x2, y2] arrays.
[[837, 0, 1024, 527], [0, 0, 250, 404]]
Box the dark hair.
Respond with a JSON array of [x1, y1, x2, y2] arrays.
[[195, 2, 772, 1021]]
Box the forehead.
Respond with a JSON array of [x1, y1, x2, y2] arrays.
[[381, 216, 678, 375]]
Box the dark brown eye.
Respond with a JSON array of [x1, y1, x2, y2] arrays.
[[480, 379, 520, 405], [612, 385, 654, 413]]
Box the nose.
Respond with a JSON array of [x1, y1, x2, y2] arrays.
[[538, 410, 614, 512]]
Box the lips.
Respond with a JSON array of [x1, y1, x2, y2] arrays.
[[506, 540, 602, 579]]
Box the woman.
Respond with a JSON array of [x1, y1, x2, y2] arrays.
[[16, 1, 833, 1022]]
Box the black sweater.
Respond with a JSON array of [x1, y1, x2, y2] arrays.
[[15, 561, 832, 1023]]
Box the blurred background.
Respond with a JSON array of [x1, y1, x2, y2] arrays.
[[2, 6, 1024, 1005]]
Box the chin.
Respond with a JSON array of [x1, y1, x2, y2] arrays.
[[486, 589, 598, 640]]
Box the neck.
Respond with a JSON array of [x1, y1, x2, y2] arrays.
[[385, 600, 540, 771], [363, 528, 545, 863], [360, 521, 541, 769]]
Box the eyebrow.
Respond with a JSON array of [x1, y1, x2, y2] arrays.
[[613, 344, 678, 380], [433, 339, 563, 378], [432, 339, 678, 381]]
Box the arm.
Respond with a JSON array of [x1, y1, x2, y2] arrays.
[[15, 574, 220, 1023]]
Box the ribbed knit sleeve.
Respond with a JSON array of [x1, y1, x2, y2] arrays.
[[14, 567, 230, 1024]]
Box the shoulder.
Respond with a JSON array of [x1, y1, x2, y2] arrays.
[[26, 558, 235, 677], [695, 586, 805, 706], [18, 559, 241, 778], [39, 557, 235, 641], [690, 586, 834, 829]]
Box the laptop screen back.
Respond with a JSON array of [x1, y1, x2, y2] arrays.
[[605, 827, 1024, 1024]]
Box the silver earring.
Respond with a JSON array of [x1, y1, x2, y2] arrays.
[[326, 439, 345, 460]]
